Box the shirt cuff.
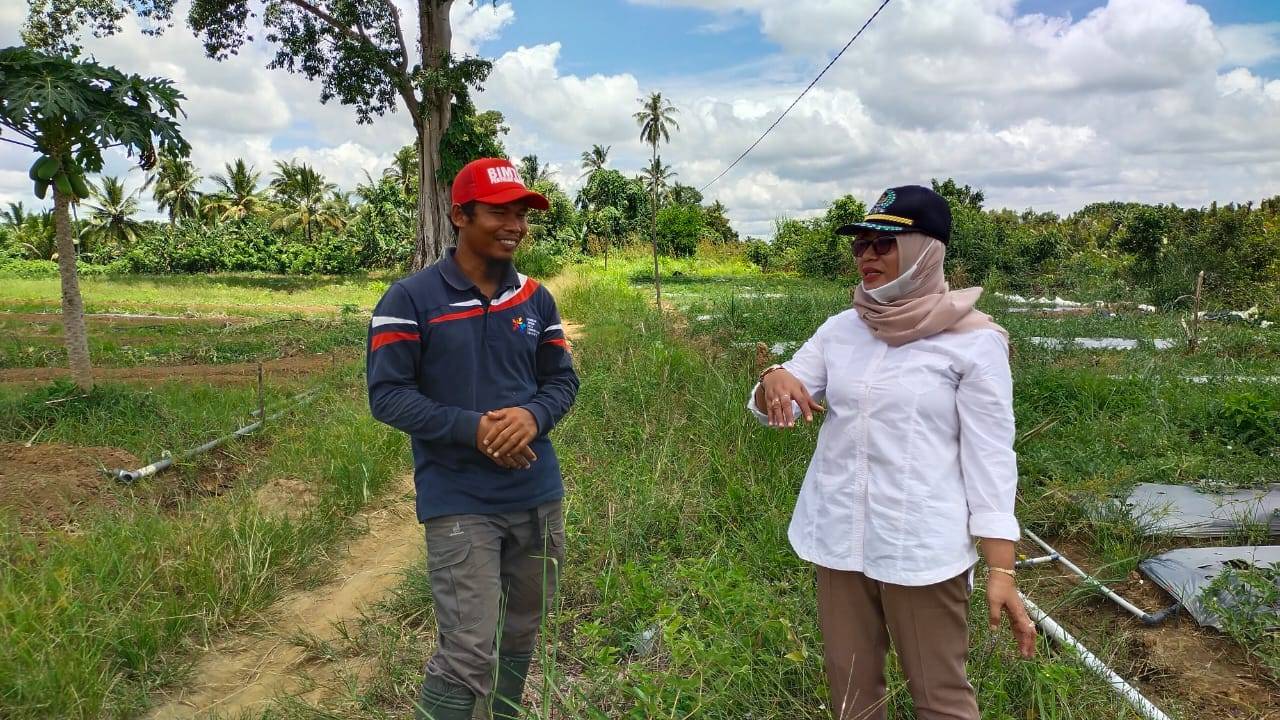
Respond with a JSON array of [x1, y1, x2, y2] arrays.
[[451, 409, 483, 446], [747, 382, 804, 425], [969, 512, 1020, 541], [747, 383, 770, 424], [520, 402, 552, 436]]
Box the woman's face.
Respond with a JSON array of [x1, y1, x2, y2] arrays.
[[854, 232, 901, 289]]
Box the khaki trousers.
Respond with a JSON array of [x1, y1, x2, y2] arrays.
[[422, 501, 564, 699], [816, 566, 978, 720]]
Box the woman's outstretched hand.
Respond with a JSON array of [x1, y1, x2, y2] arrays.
[[987, 572, 1036, 658], [757, 368, 824, 427]]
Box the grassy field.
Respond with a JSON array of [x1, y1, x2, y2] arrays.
[[1, 260, 1277, 719], [0, 274, 406, 719], [0, 273, 391, 316]]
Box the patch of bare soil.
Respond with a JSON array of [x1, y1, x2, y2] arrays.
[[145, 474, 424, 719], [0, 442, 139, 529], [254, 477, 318, 520], [1018, 537, 1276, 719], [0, 351, 352, 386], [560, 319, 584, 344], [2, 312, 252, 328]]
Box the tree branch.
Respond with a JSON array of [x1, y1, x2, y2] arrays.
[[382, 0, 410, 75], [284, 0, 420, 125]]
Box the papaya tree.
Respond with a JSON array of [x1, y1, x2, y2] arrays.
[[23, 0, 495, 271], [0, 46, 189, 390]]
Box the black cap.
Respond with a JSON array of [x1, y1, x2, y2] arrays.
[[835, 185, 952, 244]]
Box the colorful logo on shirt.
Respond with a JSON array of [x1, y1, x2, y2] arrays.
[[511, 316, 540, 336]]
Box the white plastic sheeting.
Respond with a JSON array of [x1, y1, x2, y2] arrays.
[[1197, 306, 1259, 323], [1027, 337, 1177, 351], [1139, 546, 1280, 630], [1124, 482, 1280, 537], [994, 293, 1157, 313]]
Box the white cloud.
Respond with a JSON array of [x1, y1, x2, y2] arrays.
[[451, 1, 517, 56], [1218, 22, 1280, 67], [3, 0, 1279, 240]]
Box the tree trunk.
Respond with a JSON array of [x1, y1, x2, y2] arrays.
[[411, 0, 457, 272], [53, 188, 93, 391], [650, 144, 662, 309]]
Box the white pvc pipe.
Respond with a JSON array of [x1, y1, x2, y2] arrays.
[[113, 390, 319, 483], [1015, 553, 1060, 568], [1023, 529, 1159, 623], [1020, 592, 1173, 720]]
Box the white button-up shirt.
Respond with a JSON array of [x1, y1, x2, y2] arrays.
[[749, 309, 1020, 587]]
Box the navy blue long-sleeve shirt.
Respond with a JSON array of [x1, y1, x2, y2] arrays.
[[366, 249, 578, 521]]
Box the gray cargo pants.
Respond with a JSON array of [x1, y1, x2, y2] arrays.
[[422, 500, 564, 699]]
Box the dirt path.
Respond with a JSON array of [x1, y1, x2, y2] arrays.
[[1, 312, 252, 326], [145, 473, 424, 719], [0, 351, 352, 386], [141, 277, 585, 719]]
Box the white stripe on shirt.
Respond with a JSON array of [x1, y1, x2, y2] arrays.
[[544, 323, 563, 333], [449, 299, 483, 307], [371, 315, 419, 328]]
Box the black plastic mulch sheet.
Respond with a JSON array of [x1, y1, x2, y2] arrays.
[[1124, 483, 1280, 537], [1138, 546, 1280, 630]]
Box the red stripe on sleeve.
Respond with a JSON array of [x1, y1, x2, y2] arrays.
[[541, 338, 569, 349], [371, 330, 420, 350]]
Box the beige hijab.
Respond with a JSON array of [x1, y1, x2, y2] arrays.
[[852, 232, 1007, 347]]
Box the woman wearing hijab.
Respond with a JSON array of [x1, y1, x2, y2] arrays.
[[748, 185, 1036, 720]]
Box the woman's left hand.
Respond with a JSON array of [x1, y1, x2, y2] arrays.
[[987, 573, 1036, 658]]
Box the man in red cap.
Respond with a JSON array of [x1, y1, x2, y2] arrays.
[[366, 157, 578, 719]]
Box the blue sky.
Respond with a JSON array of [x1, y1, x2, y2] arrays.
[[2, 0, 1279, 235]]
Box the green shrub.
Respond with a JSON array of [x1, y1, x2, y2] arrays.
[[655, 204, 702, 258], [1210, 392, 1280, 455], [1201, 563, 1280, 682], [743, 238, 773, 270], [515, 235, 577, 279], [0, 258, 58, 278], [0, 258, 126, 278]]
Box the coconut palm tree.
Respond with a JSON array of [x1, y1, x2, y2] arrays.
[[84, 176, 144, 252], [634, 91, 679, 306], [8, 209, 57, 260], [2, 201, 30, 228], [384, 143, 418, 198], [270, 160, 339, 244], [641, 158, 678, 205], [579, 144, 610, 177], [147, 152, 202, 224], [518, 155, 554, 187], [206, 159, 266, 222]]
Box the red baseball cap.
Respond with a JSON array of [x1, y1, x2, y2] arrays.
[[451, 157, 549, 210]]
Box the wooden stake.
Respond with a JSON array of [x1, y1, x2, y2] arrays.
[[1188, 270, 1205, 353], [257, 362, 265, 426]]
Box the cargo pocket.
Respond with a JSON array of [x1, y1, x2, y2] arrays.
[[427, 540, 472, 633], [539, 504, 565, 551]]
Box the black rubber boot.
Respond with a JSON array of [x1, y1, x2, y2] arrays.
[[416, 675, 477, 720], [491, 652, 532, 719]]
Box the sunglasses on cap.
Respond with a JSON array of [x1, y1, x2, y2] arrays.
[[852, 234, 897, 257]]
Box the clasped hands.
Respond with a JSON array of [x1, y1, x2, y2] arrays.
[[476, 407, 540, 470]]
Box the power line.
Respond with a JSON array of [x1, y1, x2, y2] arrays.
[[699, 0, 892, 194]]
